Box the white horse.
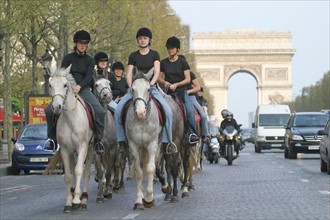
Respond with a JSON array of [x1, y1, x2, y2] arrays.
[[49, 65, 94, 212], [125, 68, 162, 210]]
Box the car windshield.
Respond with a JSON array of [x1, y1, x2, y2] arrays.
[[293, 115, 329, 127], [20, 124, 47, 140], [259, 114, 290, 126]]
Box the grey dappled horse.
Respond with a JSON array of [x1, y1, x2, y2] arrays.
[[92, 78, 123, 203], [125, 68, 162, 210], [49, 65, 94, 212]]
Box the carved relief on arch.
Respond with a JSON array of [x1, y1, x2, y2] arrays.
[[224, 65, 261, 84]]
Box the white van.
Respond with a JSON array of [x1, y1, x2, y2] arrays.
[[252, 104, 291, 153]]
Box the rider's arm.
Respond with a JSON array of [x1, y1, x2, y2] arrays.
[[150, 60, 160, 86], [187, 78, 201, 95], [126, 64, 133, 88], [172, 69, 190, 89]]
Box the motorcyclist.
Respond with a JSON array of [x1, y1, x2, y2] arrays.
[[219, 111, 242, 156]]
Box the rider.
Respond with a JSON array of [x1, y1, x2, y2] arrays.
[[45, 30, 106, 155], [219, 111, 241, 156], [109, 61, 128, 105], [92, 51, 118, 109], [114, 27, 175, 152], [158, 36, 199, 144]]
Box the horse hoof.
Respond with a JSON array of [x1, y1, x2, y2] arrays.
[[80, 204, 87, 210], [161, 185, 170, 194], [96, 197, 104, 203], [104, 193, 112, 199], [182, 192, 189, 198], [63, 205, 71, 213], [170, 196, 179, 203], [188, 184, 195, 191], [142, 198, 155, 208], [164, 194, 171, 201], [72, 203, 80, 211], [133, 203, 144, 210]]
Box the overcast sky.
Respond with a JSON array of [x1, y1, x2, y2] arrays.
[[168, 0, 330, 127]]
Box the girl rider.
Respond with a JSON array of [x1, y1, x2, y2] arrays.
[[45, 30, 105, 155], [158, 36, 199, 144], [114, 27, 176, 151], [109, 61, 128, 105]]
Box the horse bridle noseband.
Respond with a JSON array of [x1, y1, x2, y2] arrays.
[[132, 78, 152, 111]]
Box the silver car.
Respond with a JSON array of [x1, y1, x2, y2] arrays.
[[318, 119, 330, 175]]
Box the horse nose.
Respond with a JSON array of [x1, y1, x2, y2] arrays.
[[136, 109, 146, 119]]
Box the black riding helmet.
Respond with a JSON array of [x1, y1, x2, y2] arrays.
[[166, 36, 180, 49], [94, 52, 108, 63], [73, 30, 91, 43], [111, 61, 125, 71], [136, 27, 152, 39]]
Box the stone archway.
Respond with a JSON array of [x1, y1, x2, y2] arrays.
[[193, 28, 296, 120]]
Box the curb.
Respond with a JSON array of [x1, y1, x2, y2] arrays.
[[0, 165, 11, 177]]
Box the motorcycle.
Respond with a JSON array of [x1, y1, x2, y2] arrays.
[[219, 125, 242, 165], [206, 136, 220, 164]]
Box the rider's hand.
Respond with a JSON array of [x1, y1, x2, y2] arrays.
[[74, 85, 81, 94], [170, 83, 177, 91]]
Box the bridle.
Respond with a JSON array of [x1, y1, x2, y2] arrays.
[[51, 78, 78, 112], [132, 78, 152, 112]]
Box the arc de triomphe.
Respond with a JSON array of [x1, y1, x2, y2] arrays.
[[193, 29, 296, 120]]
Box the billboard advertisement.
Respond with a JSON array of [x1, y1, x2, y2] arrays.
[[27, 95, 52, 124]]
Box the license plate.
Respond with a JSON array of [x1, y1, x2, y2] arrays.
[[30, 157, 48, 162], [271, 144, 282, 147], [308, 145, 319, 150]]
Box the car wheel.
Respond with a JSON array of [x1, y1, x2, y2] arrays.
[[284, 146, 289, 159], [24, 170, 30, 175], [288, 145, 297, 159], [255, 144, 261, 153], [327, 153, 330, 175]]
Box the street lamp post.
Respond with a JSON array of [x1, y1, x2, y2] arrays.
[[0, 30, 3, 62], [41, 49, 53, 95]]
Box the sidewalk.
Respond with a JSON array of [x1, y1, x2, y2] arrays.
[[0, 143, 11, 176]]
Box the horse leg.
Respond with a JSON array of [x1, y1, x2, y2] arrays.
[[130, 145, 144, 210], [170, 152, 180, 203], [182, 144, 191, 198], [80, 146, 93, 210], [72, 147, 88, 210], [60, 148, 73, 213], [163, 153, 173, 201], [143, 145, 157, 208], [94, 154, 105, 203]]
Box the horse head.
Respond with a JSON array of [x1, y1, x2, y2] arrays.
[[49, 65, 76, 114], [131, 68, 154, 119], [93, 77, 113, 105]]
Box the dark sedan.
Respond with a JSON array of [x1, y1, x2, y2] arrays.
[[11, 123, 56, 175], [284, 112, 329, 159]]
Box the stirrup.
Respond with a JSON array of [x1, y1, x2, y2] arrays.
[[189, 133, 199, 145], [166, 142, 178, 154], [44, 138, 59, 152]]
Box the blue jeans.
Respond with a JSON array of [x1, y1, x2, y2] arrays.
[[189, 95, 209, 136], [115, 85, 173, 143], [182, 92, 196, 134]]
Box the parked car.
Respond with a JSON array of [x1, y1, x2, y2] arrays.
[[11, 123, 57, 175], [318, 119, 330, 174], [284, 112, 329, 159], [241, 128, 253, 143]]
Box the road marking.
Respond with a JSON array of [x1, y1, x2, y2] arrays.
[[0, 185, 33, 195], [239, 152, 251, 156], [279, 165, 284, 168], [154, 193, 163, 199], [319, 191, 330, 195], [272, 161, 277, 164], [300, 179, 310, 182], [123, 213, 140, 219], [287, 170, 294, 173]]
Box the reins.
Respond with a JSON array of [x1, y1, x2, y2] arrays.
[[51, 78, 79, 112]]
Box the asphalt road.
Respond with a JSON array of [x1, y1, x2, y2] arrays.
[[0, 143, 329, 220]]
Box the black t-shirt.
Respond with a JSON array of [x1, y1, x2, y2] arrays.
[[109, 73, 128, 100], [186, 71, 196, 93], [160, 56, 190, 85], [61, 52, 95, 89], [128, 49, 160, 73], [220, 119, 239, 131]]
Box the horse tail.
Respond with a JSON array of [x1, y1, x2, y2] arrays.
[[43, 149, 62, 175]]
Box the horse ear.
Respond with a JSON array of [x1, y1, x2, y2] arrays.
[[65, 64, 72, 75], [144, 67, 154, 81]]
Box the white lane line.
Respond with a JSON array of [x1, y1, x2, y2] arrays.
[[0, 185, 33, 195], [153, 194, 163, 199], [287, 170, 294, 173], [272, 161, 277, 164], [279, 166, 284, 168], [300, 179, 310, 182], [319, 191, 330, 195], [239, 153, 251, 156], [123, 213, 140, 219]]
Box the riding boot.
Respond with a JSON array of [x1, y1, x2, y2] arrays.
[[94, 139, 105, 156]]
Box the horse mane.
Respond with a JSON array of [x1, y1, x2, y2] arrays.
[[51, 67, 77, 88]]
